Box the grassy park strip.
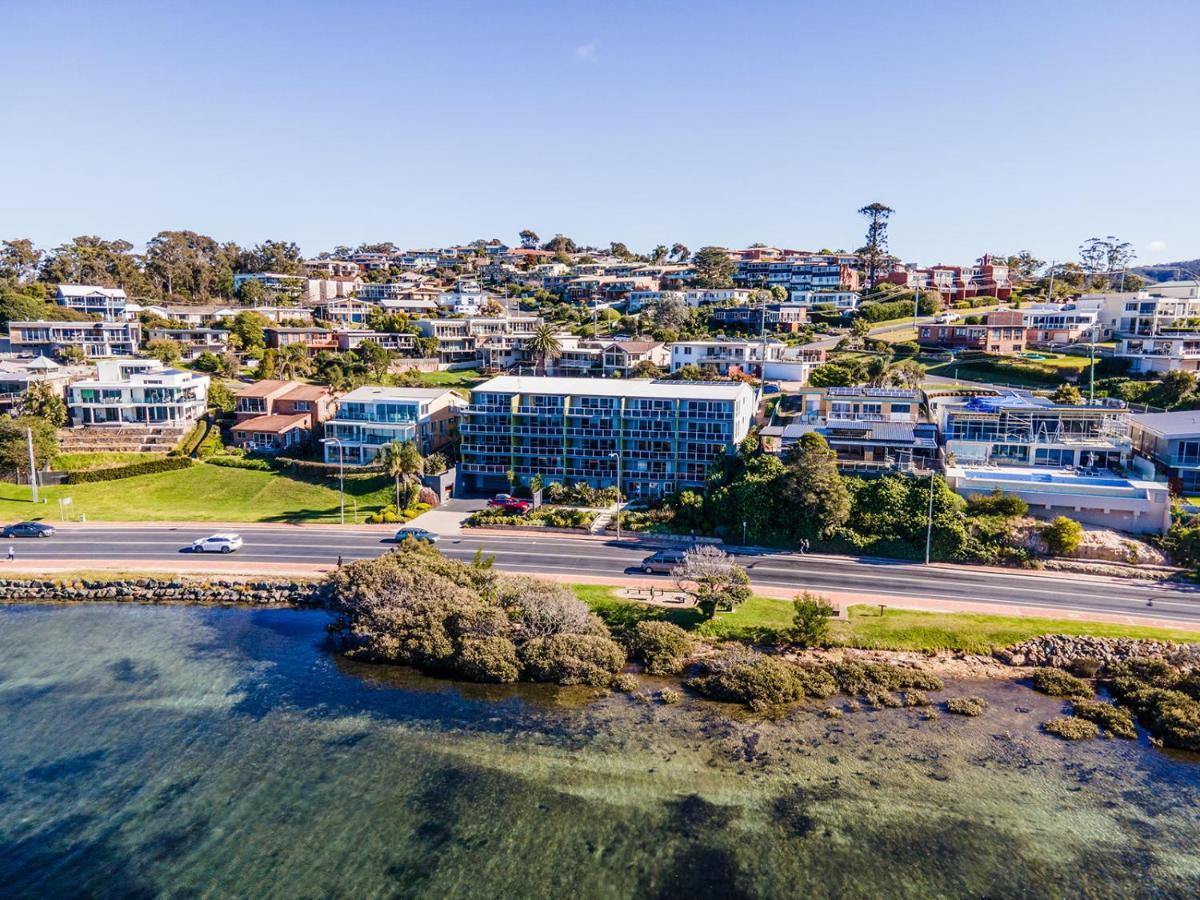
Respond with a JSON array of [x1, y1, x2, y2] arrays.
[[0, 462, 393, 523], [571, 585, 1200, 652]]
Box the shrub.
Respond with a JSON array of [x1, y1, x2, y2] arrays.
[[610, 673, 639, 693], [687, 648, 808, 711], [966, 490, 1029, 518], [791, 592, 835, 647], [902, 690, 930, 707], [658, 688, 681, 704], [1041, 516, 1083, 556], [206, 455, 275, 471], [945, 696, 987, 716], [65, 457, 194, 483], [627, 620, 694, 675], [1070, 657, 1103, 678], [521, 633, 626, 686], [830, 661, 944, 695], [1071, 699, 1136, 738], [457, 636, 521, 683], [1043, 716, 1099, 740], [1032, 667, 1092, 697]]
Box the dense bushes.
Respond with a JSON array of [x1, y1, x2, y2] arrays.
[[1041, 516, 1084, 556], [854, 299, 914, 323], [1070, 699, 1136, 738], [543, 481, 621, 507], [626, 620, 694, 675], [1043, 716, 1098, 740], [66, 457, 194, 483], [1107, 656, 1200, 751], [206, 455, 275, 471], [1031, 667, 1091, 697], [945, 696, 987, 716], [466, 506, 597, 529], [326, 546, 625, 687], [966, 490, 1029, 518], [365, 502, 430, 524], [791, 592, 835, 647]]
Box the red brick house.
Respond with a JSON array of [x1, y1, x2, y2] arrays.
[[917, 310, 1026, 354], [232, 380, 336, 452]]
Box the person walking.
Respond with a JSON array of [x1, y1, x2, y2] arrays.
[[7, 545, 14, 562]]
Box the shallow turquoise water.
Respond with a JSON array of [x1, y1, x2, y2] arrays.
[[1, 603, 1199, 898]]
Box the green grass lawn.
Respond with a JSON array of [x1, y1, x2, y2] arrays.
[[1, 462, 394, 523], [51, 451, 165, 472], [924, 354, 1095, 390], [401, 368, 484, 388], [573, 586, 1200, 651]]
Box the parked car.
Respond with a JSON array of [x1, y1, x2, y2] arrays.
[[488, 494, 532, 514], [762, 382, 781, 395], [2, 521, 55, 538], [639, 549, 686, 575], [394, 527, 438, 544], [192, 533, 243, 554]]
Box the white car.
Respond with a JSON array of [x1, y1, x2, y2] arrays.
[[192, 533, 244, 554]]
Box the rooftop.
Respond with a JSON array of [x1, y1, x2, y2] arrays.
[[338, 386, 458, 403], [233, 413, 310, 434], [474, 375, 753, 401], [1128, 410, 1200, 438]]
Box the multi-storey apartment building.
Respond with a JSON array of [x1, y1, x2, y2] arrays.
[[9, 320, 142, 358], [1129, 410, 1200, 491], [669, 340, 824, 381], [734, 258, 859, 292], [760, 386, 936, 472], [67, 360, 209, 427], [459, 376, 755, 497], [323, 386, 466, 463], [146, 327, 229, 360], [884, 255, 1012, 301], [917, 310, 1025, 354], [928, 391, 1130, 468], [265, 327, 340, 355], [1020, 302, 1104, 345], [415, 315, 541, 366], [314, 297, 374, 325], [56, 284, 128, 320], [709, 302, 810, 333], [334, 330, 418, 355], [789, 290, 860, 312], [303, 259, 360, 278], [232, 272, 308, 301]]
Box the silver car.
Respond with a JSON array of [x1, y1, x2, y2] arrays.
[[394, 527, 438, 544]]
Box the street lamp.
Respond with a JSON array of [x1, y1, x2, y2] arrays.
[[609, 450, 622, 541], [322, 437, 346, 525]]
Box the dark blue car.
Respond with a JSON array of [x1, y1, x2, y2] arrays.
[[2, 521, 56, 538]]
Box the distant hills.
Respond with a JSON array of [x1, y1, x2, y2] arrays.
[[1131, 259, 1200, 283]]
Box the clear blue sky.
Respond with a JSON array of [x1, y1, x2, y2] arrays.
[[3, 0, 1197, 267]]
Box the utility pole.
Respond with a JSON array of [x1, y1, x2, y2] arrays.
[[609, 450, 622, 541], [924, 469, 935, 565], [26, 427, 38, 503]]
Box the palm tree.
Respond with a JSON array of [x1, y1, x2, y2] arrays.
[[377, 439, 424, 508], [526, 323, 562, 375], [276, 342, 311, 380]]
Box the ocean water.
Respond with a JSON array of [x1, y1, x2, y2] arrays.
[[1, 603, 1198, 899]]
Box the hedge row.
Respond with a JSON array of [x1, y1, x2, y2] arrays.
[[206, 455, 275, 471], [66, 457, 195, 484]]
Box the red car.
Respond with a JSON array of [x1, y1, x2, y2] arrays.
[[488, 494, 532, 514]]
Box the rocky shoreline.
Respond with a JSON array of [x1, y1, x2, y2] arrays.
[[0, 576, 325, 606]]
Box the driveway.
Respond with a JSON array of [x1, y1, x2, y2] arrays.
[[404, 497, 488, 536]]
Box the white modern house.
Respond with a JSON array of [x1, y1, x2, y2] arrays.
[[56, 284, 129, 320], [789, 290, 860, 311], [322, 386, 466, 464], [668, 339, 825, 381], [67, 360, 209, 427]]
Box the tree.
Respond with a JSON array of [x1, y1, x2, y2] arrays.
[[856, 203, 895, 288], [254, 348, 278, 380], [609, 241, 632, 259], [378, 439, 424, 508], [58, 344, 86, 365], [670, 243, 690, 262], [643, 291, 690, 332], [519, 229, 539, 249], [671, 545, 752, 619], [884, 360, 925, 388], [145, 338, 183, 366], [0, 239, 42, 283], [783, 433, 851, 539], [807, 362, 855, 387], [208, 381, 236, 414], [1079, 236, 1136, 287], [237, 278, 265, 304], [691, 247, 736, 288], [354, 340, 391, 380], [19, 381, 67, 427], [1051, 383, 1083, 405], [526, 323, 562, 374], [651, 245, 668, 263], [1042, 516, 1083, 556], [0, 415, 58, 477], [791, 593, 835, 647], [275, 342, 312, 380], [1159, 369, 1197, 406], [850, 318, 872, 338], [541, 234, 577, 254], [1003, 251, 1045, 281], [629, 359, 663, 379], [230, 311, 268, 353]]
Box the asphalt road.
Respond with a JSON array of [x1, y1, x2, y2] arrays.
[[10, 523, 1200, 626]]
